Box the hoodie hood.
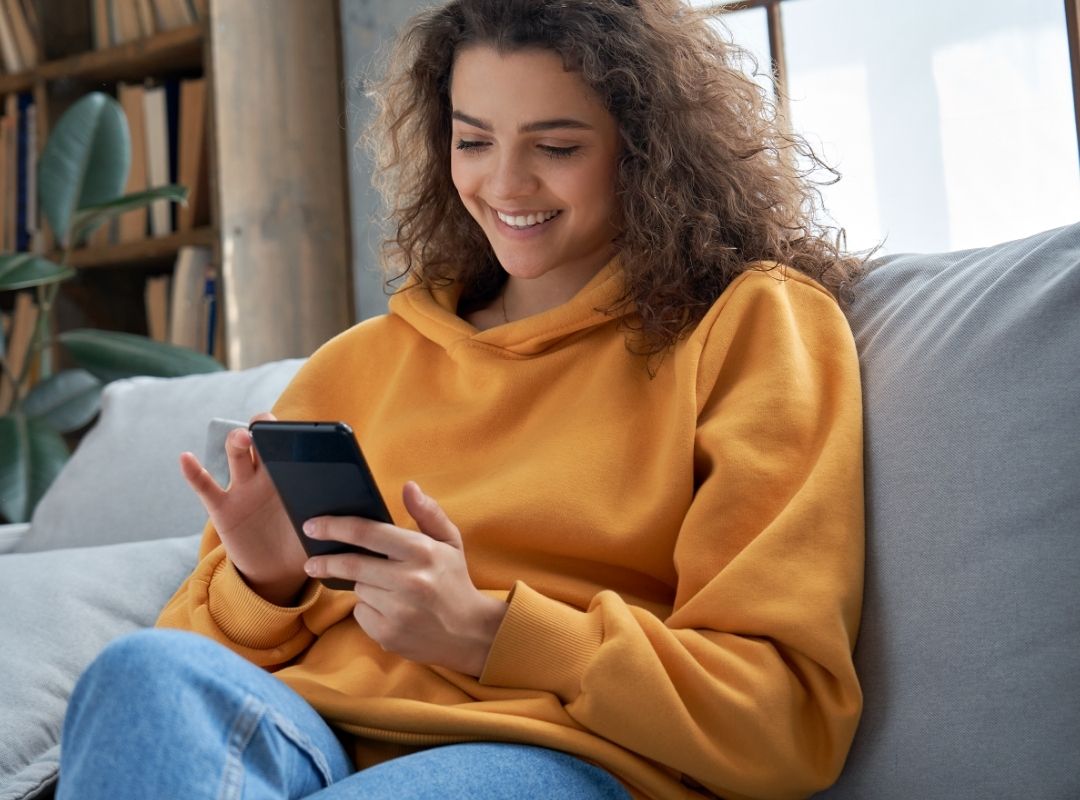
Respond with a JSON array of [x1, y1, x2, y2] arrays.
[[388, 258, 627, 358]]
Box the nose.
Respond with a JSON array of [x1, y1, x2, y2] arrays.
[[487, 150, 539, 200]]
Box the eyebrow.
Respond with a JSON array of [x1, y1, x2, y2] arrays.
[[451, 110, 595, 133]]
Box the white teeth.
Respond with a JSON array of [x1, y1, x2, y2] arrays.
[[497, 209, 559, 228]]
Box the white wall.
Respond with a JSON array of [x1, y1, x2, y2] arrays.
[[340, 0, 429, 321]]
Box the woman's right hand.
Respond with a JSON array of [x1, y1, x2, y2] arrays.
[[179, 412, 310, 605]]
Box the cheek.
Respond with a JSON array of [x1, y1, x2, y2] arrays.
[[450, 158, 477, 200], [572, 162, 620, 222]]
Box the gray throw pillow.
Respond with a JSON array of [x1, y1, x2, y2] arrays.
[[0, 534, 200, 800], [16, 359, 304, 554], [819, 223, 1080, 797]]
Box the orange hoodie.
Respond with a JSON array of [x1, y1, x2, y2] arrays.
[[158, 260, 864, 800]]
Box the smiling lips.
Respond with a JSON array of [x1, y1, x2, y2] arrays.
[[495, 209, 562, 229]]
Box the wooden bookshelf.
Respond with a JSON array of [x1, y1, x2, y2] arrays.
[[58, 226, 215, 269], [37, 23, 203, 84], [0, 0, 353, 369]]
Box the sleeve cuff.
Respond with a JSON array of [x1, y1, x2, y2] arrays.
[[479, 581, 603, 703], [207, 558, 323, 650]]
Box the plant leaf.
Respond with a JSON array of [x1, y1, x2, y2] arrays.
[[59, 329, 224, 383], [0, 413, 69, 524], [22, 368, 103, 433], [0, 253, 75, 291], [38, 92, 130, 246], [68, 185, 189, 244]]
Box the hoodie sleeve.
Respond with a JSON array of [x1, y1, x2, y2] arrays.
[[479, 271, 865, 800], [156, 353, 361, 668]]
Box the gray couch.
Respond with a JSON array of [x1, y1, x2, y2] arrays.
[[2, 223, 1078, 800]]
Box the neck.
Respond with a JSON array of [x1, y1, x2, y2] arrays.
[[500, 251, 617, 323]]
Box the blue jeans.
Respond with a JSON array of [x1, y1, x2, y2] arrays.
[[58, 629, 631, 800]]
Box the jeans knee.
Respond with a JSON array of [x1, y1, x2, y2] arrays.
[[74, 628, 215, 708]]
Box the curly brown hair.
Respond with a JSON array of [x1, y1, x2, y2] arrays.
[[364, 0, 866, 357]]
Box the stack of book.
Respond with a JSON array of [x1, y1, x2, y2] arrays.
[[90, 0, 208, 49], [0, 79, 207, 251], [144, 244, 222, 359], [0, 92, 37, 253], [88, 74, 209, 246], [0, 0, 39, 73]]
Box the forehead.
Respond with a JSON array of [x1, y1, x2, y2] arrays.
[[449, 45, 609, 121]]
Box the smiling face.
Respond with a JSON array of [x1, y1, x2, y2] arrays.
[[449, 45, 623, 300]]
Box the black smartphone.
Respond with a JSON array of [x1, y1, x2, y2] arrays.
[[248, 420, 392, 590]]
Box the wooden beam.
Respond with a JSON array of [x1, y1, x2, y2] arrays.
[[210, 0, 353, 369], [765, 0, 790, 123]]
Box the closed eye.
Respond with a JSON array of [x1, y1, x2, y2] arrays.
[[455, 139, 488, 152], [539, 145, 580, 159], [454, 140, 581, 160]]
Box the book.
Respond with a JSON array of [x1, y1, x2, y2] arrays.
[[17, 0, 38, 41], [134, 0, 156, 38], [91, 0, 110, 49], [0, 111, 6, 250], [15, 92, 30, 251], [117, 82, 149, 241], [23, 96, 34, 241], [0, 6, 23, 72], [0, 292, 37, 413], [164, 78, 180, 229], [3, 0, 36, 68], [144, 273, 171, 342], [150, 0, 194, 31], [2, 95, 16, 250], [110, 0, 141, 45], [167, 245, 212, 350], [201, 266, 216, 355], [176, 77, 208, 231], [142, 83, 171, 236]]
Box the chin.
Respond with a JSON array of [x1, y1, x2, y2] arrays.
[[490, 253, 554, 280]]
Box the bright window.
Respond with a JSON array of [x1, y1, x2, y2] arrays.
[[693, 0, 1080, 254]]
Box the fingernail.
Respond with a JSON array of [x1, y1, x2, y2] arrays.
[[304, 560, 317, 576], [303, 520, 317, 536]]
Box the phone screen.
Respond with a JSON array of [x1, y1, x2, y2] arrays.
[[249, 420, 391, 590]]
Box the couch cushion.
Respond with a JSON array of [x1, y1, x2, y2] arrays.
[[15, 359, 304, 553], [0, 535, 200, 800], [819, 223, 1080, 798]]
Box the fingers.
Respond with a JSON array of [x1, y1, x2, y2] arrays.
[[244, 412, 276, 468], [305, 550, 400, 592], [224, 427, 257, 483], [178, 451, 226, 510], [303, 517, 417, 561], [402, 482, 463, 547], [304, 484, 462, 560]]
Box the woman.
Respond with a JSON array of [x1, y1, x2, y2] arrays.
[[58, 1, 865, 798]]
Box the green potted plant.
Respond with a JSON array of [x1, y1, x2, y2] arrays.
[[0, 92, 223, 524]]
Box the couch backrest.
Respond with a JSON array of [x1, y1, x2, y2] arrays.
[[15, 359, 305, 553], [819, 223, 1080, 798]]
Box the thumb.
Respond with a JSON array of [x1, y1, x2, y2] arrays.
[[403, 481, 462, 548]]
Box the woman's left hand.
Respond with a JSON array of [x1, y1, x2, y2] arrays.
[[301, 481, 508, 677]]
